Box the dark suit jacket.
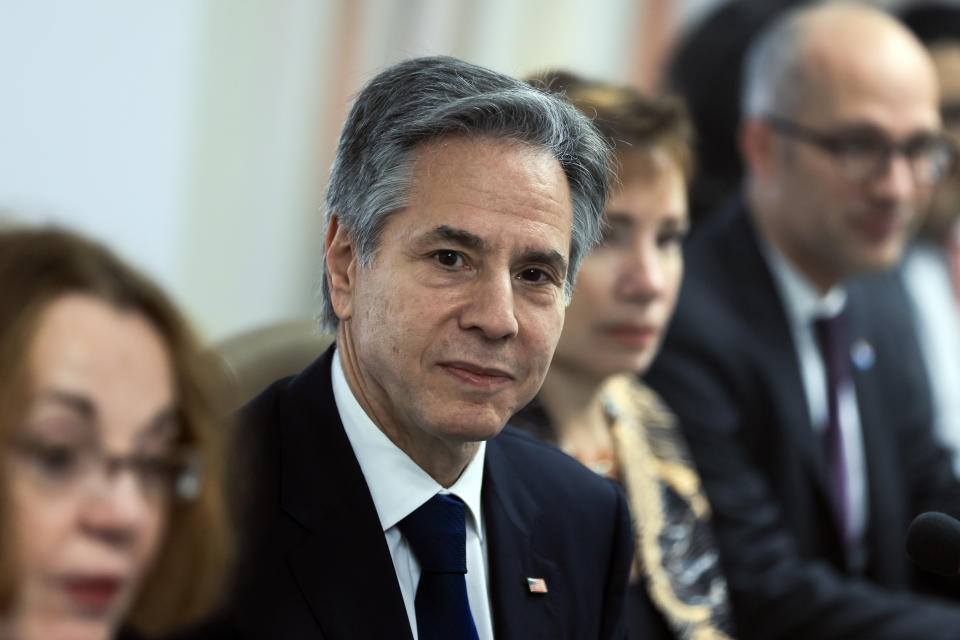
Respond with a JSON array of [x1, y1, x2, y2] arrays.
[[645, 200, 960, 639], [198, 346, 634, 639]]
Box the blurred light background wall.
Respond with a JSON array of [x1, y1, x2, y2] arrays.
[[2, 0, 742, 340]]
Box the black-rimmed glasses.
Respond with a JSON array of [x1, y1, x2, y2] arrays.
[[765, 115, 956, 185]]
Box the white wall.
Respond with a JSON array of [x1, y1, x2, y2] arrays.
[[0, 0, 201, 289], [174, 1, 333, 340], [0, 0, 699, 341]]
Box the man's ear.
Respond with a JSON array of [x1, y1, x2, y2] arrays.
[[325, 214, 357, 322], [739, 117, 778, 180]]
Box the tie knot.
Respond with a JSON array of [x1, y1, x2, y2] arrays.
[[399, 494, 468, 574]]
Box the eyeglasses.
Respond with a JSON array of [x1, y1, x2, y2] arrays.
[[765, 115, 957, 185], [10, 438, 202, 503]]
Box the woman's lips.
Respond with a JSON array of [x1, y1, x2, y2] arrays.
[[60, 575, 124, 614], [603, 324, 658, 348]]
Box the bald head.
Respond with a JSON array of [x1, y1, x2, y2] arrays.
[[743, 2, 939, 120], [740, 2, 946, 292]]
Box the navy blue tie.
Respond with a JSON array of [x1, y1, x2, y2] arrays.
[[398, 494, 480, 640]]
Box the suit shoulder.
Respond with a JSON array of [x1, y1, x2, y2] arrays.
[[496, 425, 583, 467], [225, 376, 299, 499], [236, 375, 295, 423], [232, 346, 337, 438]]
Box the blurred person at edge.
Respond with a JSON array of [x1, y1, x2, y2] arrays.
[[899, 2, 960, 475], [645, 3, 960, 638], [0, 228, 230, 640], [515, 72, 733, 640]]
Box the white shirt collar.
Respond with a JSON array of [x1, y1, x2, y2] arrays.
[[330, 348, 486, 539], [760, 237, 847, 325]]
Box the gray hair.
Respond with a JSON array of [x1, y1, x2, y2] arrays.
[[319, 56, 611, 331], [741, 6, 810, 119]]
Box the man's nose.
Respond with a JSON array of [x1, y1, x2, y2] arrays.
[[870, 151, 918, 202], [459, 272, 520, 340]]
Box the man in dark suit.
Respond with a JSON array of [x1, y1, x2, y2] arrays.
[[646, 4, 960, 638], [199, 57, 636, 639]]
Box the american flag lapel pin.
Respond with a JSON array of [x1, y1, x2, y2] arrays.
[[527, 577, 548, 594]]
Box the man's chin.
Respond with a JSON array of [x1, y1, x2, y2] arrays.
[[438, 422, 508, 444], [430, 405, 514, 444], [839, 234, 906, 273], [853, 246, 906, 274]]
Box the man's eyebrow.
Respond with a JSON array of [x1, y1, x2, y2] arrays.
[[420, 225, 489, 251], [420, 225, 567, 275], [834, 121, 939, 140], [520, 248, 568, 276]]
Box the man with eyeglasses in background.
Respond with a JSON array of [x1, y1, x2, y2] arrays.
[[646, 3, 960, 638], [898, 3, 960, 479]]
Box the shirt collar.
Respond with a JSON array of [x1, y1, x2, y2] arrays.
[[331, 348, 486, 539], [760, 237, 847, 324]]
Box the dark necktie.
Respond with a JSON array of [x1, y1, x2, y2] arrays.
[[813, 313, 852, 542], [398, 494, 480, 640]]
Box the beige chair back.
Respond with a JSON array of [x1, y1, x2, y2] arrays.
[[217, 318, 334, 410]]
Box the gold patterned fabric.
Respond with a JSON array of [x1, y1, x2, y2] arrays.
[[604, 377, 733, 640], [512, 376, 734, 639]]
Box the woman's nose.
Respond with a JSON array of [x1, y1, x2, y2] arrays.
[[616, 242, 665, 302]]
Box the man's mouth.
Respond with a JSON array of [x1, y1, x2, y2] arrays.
[[438, 361, 515, 389]]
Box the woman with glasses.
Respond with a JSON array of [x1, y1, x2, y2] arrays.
[[514, 72, 735, 639], [0, 227, 229, 640]]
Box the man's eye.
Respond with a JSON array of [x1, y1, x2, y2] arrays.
[[517, 268, 549, 283], [836, 135, 883, 157], [433, 250, 464, 267], [905, 136, 946, 159]]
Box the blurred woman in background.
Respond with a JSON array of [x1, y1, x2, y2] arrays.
[[516, 72, 735, 639], [0, 228, 230, 640]]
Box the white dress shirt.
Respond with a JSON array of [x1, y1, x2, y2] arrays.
[[901, 236, 960, 477], [761, 243, 868, 553], [331, 349, 494, 640]]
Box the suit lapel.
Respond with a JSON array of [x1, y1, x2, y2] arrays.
[[844, 282, 907, 583], [277, 348, 413, 640], [482, 437, 562, 639], [720, 207, 833, 498]]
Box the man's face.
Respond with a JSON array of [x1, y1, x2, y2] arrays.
[[333, 136, 572, 452], [761, 32, 940, 289]]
